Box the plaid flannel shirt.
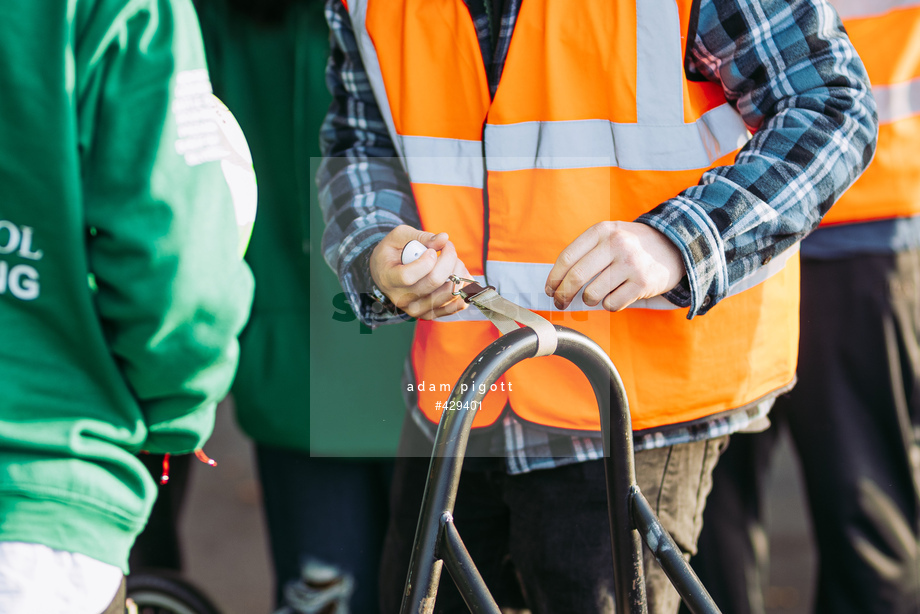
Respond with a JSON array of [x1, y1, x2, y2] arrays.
[[316, 0, 877, 473]]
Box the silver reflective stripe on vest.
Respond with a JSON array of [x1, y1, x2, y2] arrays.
[[485, 104, 750, 172], [830, 0, 920, 19], [348, 0, 405, 160], [399, 136, 484, 187], [637, 0, 684, 125], [485, 120, 614, 170], [482, 243, 798, 313], [874, 77, 920, 124], [394, 103, 749, 178], [436, 242, 797, 322]]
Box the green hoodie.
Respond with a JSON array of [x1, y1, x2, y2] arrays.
[[0, 0, 253, 572]]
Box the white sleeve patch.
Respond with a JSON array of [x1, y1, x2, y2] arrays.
[[172, 70, 258, 257]]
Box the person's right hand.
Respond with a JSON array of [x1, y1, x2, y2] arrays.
[[370, 225, 470, 320]]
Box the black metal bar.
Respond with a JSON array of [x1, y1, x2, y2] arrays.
[[398, 326, 649, 614], [437, 512, 502, 614], [630, 486, 722, 614], [398, 329, 535, 614], [553, 332, 648, 614]]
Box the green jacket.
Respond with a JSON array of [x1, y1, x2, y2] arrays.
[[0, 0, 253, 572], [196, 0, 412, 456]]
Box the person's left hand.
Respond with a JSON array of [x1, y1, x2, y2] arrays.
[[545, 221, 686, 312]]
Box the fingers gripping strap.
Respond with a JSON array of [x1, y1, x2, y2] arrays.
[[467, 288, 558, 357]]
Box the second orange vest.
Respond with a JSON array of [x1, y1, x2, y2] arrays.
[[823, 0, 920, 225]]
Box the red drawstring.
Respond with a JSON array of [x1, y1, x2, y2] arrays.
[[194, 448, 218, 467], [157, 449, 217, 485], [159, 453, 171, 485]]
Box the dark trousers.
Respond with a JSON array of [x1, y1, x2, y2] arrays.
[[129, 453, 193, 572], [686, 252, 920, 614], [257, 446, 393, 613], [381, 418, 726, 614]]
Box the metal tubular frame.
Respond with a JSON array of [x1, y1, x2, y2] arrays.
[[629, 487, 721, 614], [398, 326, 722, 614], [437, 513, 501, 614]]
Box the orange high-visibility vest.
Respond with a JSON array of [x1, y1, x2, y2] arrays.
[[347, 0, 800, 433], [823, 0, 920, 225]]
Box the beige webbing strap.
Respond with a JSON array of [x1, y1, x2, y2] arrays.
[[454, 281, 557, 357]]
